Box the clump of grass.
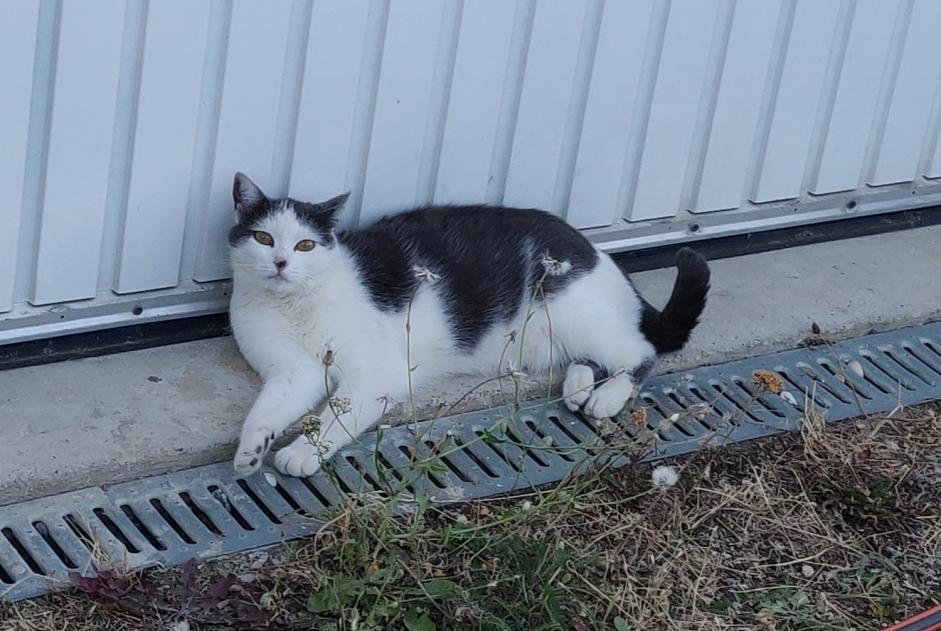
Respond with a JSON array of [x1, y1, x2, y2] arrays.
[[5, 402, 940, 630]]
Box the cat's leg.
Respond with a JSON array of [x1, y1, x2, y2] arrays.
[[273, 389, 389, 477], [233, 365, 327, 475]]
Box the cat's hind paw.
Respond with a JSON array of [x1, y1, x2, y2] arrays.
[[584, 373, 633, 420], [274, 437, 324, 477]]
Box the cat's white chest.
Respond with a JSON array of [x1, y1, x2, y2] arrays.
[[285, 305, 333, 358]]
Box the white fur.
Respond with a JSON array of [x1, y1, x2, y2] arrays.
[[562, 364, 594, 412], [229, 208, 656, 477]]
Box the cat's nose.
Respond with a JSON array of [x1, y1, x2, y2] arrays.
[[274, 258, 287, 271]]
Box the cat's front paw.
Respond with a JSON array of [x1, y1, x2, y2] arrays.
[[233, 425, 278, 476], [274, 437, 324, 477], [563, 363, 595, 412]]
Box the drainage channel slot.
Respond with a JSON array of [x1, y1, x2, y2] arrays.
[[883, 347, 934, 386], [5, 320, 941, 603], [683, 385, 724, 430], [856, 353, 899, 394], [730, 380, 788, 422], [504, 426, 551, 467], [652, 391, 705, 436], [31, 522, 77, 569], [343, 455, 384, 493], [63, 514, 97, 552], [400, 444, 450, 489], [424, 441, 475, 483], [474, 429, 525, 474], [638, 393, 688, 439], [922, 339, 941, 363], [777, 368, 832, 410], [373, 451, 414, 493], [92, 508, 140, 554], [267, 478, 307, 516], [2, 528, 45, 576], [0, 560, 13, 584], [903, 343, 941, 377], [206, 486, 254, 532], [234, 479, 284, 524], [665, 388, 722, 430], [451, 437, 500, 479], [120, 505, 166, 551], [300, 476, 339, 510], [687, 383, 745, 425], [816, 358, 876, 401], [147, 498, 196, 545], [179, 492, 224, 536], [522, 417, 578, 463], [796, 362, 855, 404]]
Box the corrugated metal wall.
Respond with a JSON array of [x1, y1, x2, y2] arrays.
[[3, 0, 941, 343]]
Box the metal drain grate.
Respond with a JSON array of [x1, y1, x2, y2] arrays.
[[2, 321, 940, 602]]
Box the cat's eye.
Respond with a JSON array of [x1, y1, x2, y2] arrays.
[[253, 231, 274, 246], [295, 240, 315, 252]]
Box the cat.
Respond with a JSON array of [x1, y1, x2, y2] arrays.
[[227, 172, 710, 478]]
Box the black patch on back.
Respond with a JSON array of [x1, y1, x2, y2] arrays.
[[338, 205, 598, 350]]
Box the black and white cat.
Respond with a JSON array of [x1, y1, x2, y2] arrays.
[[228, 173, 710, 478]]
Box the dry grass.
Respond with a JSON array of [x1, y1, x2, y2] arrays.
[[3, 402, 939, 630]]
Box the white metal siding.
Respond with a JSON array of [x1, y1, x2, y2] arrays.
[[3, 0, 941, 343]]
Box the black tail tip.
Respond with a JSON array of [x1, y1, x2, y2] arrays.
[[675, 246, 707, 268], [675, 247, 710, 283]]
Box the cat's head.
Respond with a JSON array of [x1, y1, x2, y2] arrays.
[[227, 172, 349, 292]]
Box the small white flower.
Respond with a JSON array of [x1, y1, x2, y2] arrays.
[[413, 265, 441, 284], [328, 395, 352, 415], [541, 254, 572, 276], [780, 391, 798, 406], [651, 465, 679, 491], [543, 435, 554, 447], [521, 500, 533, 512], [846, 359, 864, 379], [301, 415, 321, 439]]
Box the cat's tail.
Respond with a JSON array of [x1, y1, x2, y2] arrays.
[[640, 247, 710, 354]]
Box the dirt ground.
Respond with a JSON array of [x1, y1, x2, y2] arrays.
[[2, 401, 939, 631]]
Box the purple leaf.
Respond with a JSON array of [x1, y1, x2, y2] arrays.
[[206, 574, 237, 601]]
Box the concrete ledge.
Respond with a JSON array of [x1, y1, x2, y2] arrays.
[[2, 225, 940, 505]]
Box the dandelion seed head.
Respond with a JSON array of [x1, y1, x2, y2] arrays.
[[651, 465, 679, 491]]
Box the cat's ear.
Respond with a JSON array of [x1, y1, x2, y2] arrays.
[[232, 172, 268, 220], [318, 192, 351, 227]]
